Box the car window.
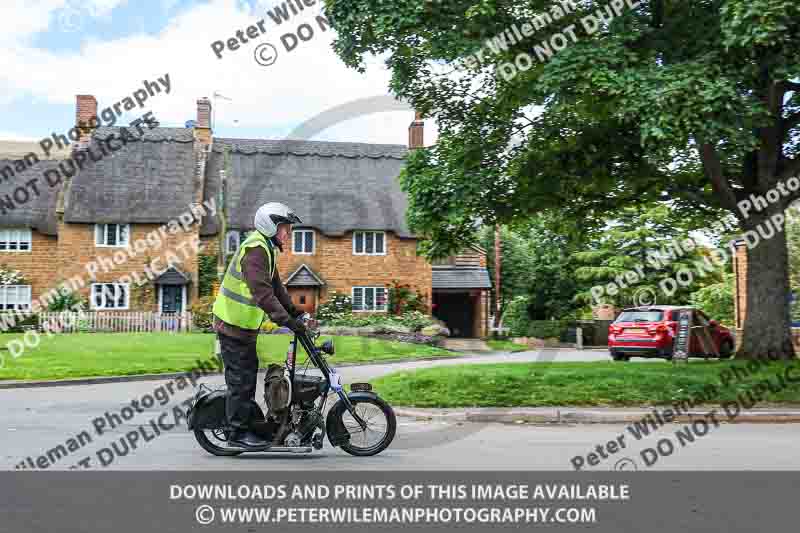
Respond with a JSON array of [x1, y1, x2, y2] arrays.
[[667, 310, 685, 321], [615, 311, 664, 322]]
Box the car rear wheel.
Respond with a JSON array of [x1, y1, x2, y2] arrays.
[[610, 351, 629, 362], [718, 340, 734, 359]]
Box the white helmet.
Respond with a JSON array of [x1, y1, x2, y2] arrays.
[[254, 202, 302, 238]]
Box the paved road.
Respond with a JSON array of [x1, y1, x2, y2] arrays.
[[5, 349, 787, 471]]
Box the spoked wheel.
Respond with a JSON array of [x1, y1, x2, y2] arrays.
[[338, 397, 396, 457], [194, 427, 243, 457]]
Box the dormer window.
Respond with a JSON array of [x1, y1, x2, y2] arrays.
[[353, 231, 385, 255], [95, 224, 129, 247], [293, 230, 315, 255]]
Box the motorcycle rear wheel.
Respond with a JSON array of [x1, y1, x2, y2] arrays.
[[337, 397, 396, 457], [194, 428, 244, 457]]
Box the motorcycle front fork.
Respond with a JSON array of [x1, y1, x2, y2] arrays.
[[337, 390, 369, 431]]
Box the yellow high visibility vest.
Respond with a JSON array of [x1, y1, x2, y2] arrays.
[[212, 231, 276, 329]]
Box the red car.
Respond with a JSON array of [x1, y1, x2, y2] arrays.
[[608, 306, 735, 361]]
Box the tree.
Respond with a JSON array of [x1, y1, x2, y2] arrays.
[[572, 203, 723, 307], [326, 0, 800, 359], [479, 217, 585, 322], [690, 273, 736, 326]]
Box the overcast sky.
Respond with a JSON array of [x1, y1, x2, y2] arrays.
[[0, 0, 436, 145]]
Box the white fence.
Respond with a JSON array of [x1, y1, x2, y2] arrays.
[[37, 312, 194, 333]]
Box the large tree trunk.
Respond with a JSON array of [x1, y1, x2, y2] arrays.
[[737, 205, 796, 360]]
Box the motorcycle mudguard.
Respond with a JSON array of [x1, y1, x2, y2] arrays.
[[187, 389, 264, 431], [325, 391, 381, 447]]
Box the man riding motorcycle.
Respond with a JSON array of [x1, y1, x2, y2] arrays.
[[212, 202, 308, 450]]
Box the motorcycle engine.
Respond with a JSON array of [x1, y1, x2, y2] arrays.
[[263, 364, 291, 416], [284, 408, 324, 446]]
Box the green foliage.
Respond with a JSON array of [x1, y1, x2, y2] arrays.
[[690, 274, 735, 326], [315, 291, 353, 321], [502, 296, 532, 337], [322, 310, 436, 332], [0, 264, 26, 285], [190, 295, 215, 330], [527, 320, 570, 340], [0, 312, 38, 333], [573, 203, 725, 307], [387, 281, 428, 315], [325, 0, 800, 357], [198, 254, 217, 297], [502, 296, 572, 339], [394, 310, 432, 331], [45, 290, 87, 312], [481, 218, 586, 323]]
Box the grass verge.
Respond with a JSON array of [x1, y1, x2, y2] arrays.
[[372, 360, 800, 407], [486, 340, 529, 353], [0, 332, 450, 382]]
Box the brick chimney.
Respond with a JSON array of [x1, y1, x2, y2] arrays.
[[408, 111, 424, 149], [76, 95, 98, 145], [194, 97, 212, 145]]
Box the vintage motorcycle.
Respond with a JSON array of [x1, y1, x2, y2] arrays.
[[187, 318, 396, 457]]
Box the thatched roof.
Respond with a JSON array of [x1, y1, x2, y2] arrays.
[[201, 139, 412, 238], [0, 159, 64, 235], [0, 140, 71, 160], [64, 127, 197, 224]]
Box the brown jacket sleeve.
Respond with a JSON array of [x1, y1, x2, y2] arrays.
[[240, 247, 300, 326]]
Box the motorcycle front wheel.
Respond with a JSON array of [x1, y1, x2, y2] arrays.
[[336, 396, 397, 457], [194, 428, 244, 457]]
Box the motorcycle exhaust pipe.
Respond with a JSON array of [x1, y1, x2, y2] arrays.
[[256, 446, 313, 454]]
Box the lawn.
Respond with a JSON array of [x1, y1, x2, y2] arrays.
[[486, 339, 529, 353], [372, 360, 800, 407], [0, 332, 451, 382]]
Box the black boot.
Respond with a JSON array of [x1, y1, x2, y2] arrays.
[[229, 430, 270, 450]]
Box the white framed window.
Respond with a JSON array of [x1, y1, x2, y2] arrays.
[[353, 231, 386, 255], [226, 231, 241, 255], [91, 283, 129, 310], [293, 230, 315, 255], [95, 224, 130, 247], [352, 286, 387, 312], [0, 285, 31, 310], [0, 228, 32, 252]]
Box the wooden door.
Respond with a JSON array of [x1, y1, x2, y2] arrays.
[[289, 288, 317, 315]]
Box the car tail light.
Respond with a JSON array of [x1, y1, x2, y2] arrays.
[[649, 323, 673, 335], [648, 322, 676, 334], [610, 325, 623, 334]]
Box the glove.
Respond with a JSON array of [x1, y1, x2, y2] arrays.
[[285, 317, 307, 335]]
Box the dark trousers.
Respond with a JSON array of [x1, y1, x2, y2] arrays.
[[218, 332, 260, 432]]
